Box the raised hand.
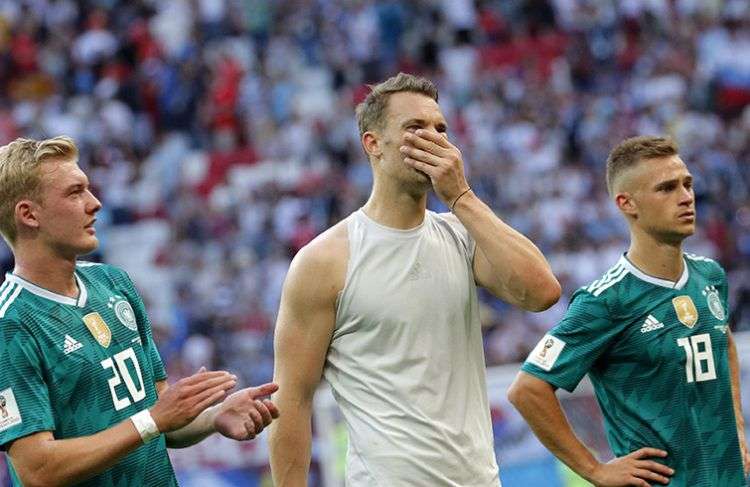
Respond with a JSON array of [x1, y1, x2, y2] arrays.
[[589, 448, 674, 487], [213, 382, 280, 440], [400, 129, 469, 207], [150, 370, 237, 432]]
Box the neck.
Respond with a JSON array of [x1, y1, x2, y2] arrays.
[[12, 244, 79, 298], [362, 176, 429, 230], [626, 227, 685, 282]]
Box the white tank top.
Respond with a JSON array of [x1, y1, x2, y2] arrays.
[[325, 209, 500, 486]]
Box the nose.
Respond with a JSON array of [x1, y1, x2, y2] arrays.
[[679, 185, 694, 206], [87, 190, 102, 214]]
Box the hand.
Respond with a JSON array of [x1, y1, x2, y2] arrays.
[[213, 382, 280, 440], [588, 448, 674, 487], [400, 129, 469, 207], [741, 440, 750, 476], [150, 370, 237, 433]]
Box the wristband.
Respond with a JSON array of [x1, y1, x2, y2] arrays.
[[450, 187, 472, 212], [131, 409, 160, 444]]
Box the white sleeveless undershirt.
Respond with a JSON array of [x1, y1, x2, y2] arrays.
[[325, 209, 500, 486]]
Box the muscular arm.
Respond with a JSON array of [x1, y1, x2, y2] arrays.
[[269, 231, 345, 487], [508, 372, 672, 486], [399, 129, 560, 311], [7, 371, 235, 487], [727, 331, 750, 473], [453, 192, 560, 311]]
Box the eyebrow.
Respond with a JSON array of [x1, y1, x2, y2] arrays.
[[654, 174, 692, 190], [400, 118, 448, 130]]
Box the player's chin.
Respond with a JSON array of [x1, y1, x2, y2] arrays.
[[78, 236, 100, 254]]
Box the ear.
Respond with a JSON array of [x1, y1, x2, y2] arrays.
[[15, 199, 41, 231], [362, 131, 382, 160], [615, 192, 638, 218]]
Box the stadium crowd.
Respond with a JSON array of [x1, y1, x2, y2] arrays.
[[0, 0, 748, 389]]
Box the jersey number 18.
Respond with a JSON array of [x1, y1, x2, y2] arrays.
[[676, 333, 717, 383]]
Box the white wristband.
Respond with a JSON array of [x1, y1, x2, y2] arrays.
[[131, 410, 160, 444]]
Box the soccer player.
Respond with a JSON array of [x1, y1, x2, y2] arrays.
[[268, 73, 561, 486], [0, 136, 280, 486], [508, 136, 749, 486]]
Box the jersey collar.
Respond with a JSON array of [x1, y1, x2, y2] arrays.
[[618, 254, 689, 290], [5, 272, 88, 307]]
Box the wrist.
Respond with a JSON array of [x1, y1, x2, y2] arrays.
[[131, 409, 161, 444], [450, 187, 472, 212], [580, 459, 604, 484]]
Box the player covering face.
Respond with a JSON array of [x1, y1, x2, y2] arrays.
[[268, 73, 561, 486], [0, 136, 279, 486], [509, 136, 748, 487]]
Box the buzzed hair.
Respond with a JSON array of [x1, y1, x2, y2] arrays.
[[0, 136, 79, 244], [355, 72, 438, 136], [606, 135, 679, 196]]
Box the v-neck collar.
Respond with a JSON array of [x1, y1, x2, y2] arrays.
[[5, 272, 88, 307], [619, 253, 689, 290]]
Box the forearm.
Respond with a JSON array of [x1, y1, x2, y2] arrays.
[[452, 191, 558, 310], [269, 403, 313, 487], [728, 333, 746, 443], [164, 404, 219, 448], [14, 419, 143, 487], [509, 380, 600, 481]]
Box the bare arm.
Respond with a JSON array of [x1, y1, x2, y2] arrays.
[[727, 331, 750, 474], [7, 371, 236, 487], [400, 129, 560, 311], [269, 231, 345, 487], [507, 371, 673, 487]]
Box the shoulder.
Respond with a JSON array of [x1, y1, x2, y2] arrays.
[[76, 260, 127, 281], [285, 218, 349, 301], [684, 252, 725, 280], [581, 260, 631, 300], [0, 278, 25, 320]]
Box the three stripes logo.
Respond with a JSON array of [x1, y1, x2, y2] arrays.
[[63, 334, 83, 355], [0, 281, 22, 318], [640, 314, 665, 333], [587, 264, 629, 297]]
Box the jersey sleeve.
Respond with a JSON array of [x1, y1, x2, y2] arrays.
[[112, 268, 168, 382], [521, 289, 620, 392], [0, 319, 55, 449]]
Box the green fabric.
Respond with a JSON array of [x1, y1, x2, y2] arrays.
[[0, 262, 176, 486], [523, 254, 746, 486]]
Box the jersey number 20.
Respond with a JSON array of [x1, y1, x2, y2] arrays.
[[100, 347, 146, 410], [676, 333, 717, 383]]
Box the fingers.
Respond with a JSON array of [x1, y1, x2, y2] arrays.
[[183, 373, 237, 395], [404, 131, 450, 155], [635, 460, 674, 477], [627, 477, 650, 487], [180, 370, 234, 386], [634, 468, 670, 485], [403, 157, 438, 178], [400, 145, 443, 167], [250, 382, 279, 398], [194, 387, 230, 414], [629, 448, 667, 459], [263, 399, 280, 418], [248, 405, 264, 433], [410, 129, 452, 149], [255, 400, 274, 426]]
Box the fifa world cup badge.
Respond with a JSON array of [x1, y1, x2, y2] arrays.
[[672, 296, 698, 328], [83, 312, 112, 348], [703, 286, 726, 321]]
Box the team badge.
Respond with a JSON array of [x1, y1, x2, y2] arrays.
[[0, 388, 22, 431], [527, 334, 566, 371], [108, 295, 138, 331], [83, 312, 112, 348], [672, 296, 698, 328], [702, 285, 725, 321]]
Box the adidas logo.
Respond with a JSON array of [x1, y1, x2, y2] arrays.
[[63, 334, 83, 355], [640, 315, 665, 333]]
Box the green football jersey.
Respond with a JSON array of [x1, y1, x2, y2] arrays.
[[0, 261, 177, 487], [522, 253, 746, 486]]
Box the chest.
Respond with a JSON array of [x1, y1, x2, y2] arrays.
[[35, 296, 154, 414], [608, 283, 730, 380], [340, 231, 474, 332]]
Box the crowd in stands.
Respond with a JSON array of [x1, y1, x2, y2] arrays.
[[0, 0, 749, 387]]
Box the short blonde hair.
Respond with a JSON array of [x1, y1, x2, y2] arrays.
[[0, 136, 79, 244], [355, 72, 438, 136], [606, 135, 679, 196]]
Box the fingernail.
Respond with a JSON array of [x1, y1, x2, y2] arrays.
[[399, 146, 407, 152], [415, 129, 423, 135]]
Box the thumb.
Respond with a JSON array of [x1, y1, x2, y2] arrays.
[[196, 366, 207, 373], [250, 382, 279, 398]]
